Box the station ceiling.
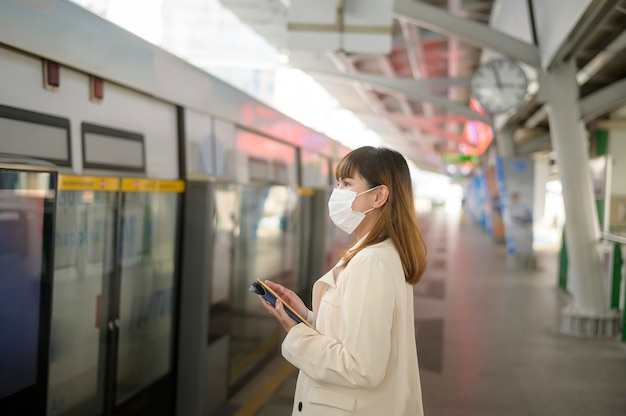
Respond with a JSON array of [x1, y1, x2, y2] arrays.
[[218, 0, 626, 174]]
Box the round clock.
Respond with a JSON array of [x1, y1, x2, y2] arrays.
[[470, 59, 528, 114]]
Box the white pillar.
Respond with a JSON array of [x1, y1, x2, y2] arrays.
[[544, 60, 606, 316], [495, 126, 515, 158], [533, 154, 549, 229]]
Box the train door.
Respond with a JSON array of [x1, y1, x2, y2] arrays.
[[295, 188, 333, 306], [228, 182, 298, 392], [46, 176, 183, 416], [47, 175, 119, 416], [112, 178, 183, 415], [177, 179, 239, 416], [0, 163, 57, 416]]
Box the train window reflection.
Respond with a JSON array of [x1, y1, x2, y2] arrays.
[[48, 188, 117, 416], [0, 174, 47, 401]]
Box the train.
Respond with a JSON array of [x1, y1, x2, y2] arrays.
[[0, 1, 353, 415]]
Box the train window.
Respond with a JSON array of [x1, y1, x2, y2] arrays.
[[235, 129, 297, 184], [0, 210, 26, 258], [81, 122, 145, 172], [300, 149, 331, 188], [0, 168, 55, 411], [248, 157, 269, 181], [0, 206, 41, 401], [0, 104, 71, 166]]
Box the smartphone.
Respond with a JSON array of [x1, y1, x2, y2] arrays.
[[249, 279, 313, 329]]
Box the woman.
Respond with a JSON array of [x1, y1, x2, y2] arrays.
[[260, 146, 427, 415]]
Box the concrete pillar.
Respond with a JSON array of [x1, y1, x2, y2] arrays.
[[532, 154, 549, 230], [495, 126, 515, 158], [543, 61, 607, 317]]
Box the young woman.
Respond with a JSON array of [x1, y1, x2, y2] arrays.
[[260, 146, 427, 415]]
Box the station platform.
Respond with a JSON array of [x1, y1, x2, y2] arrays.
[[226, 207, 626, 416]]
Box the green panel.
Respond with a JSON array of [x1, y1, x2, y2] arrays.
[[558, 230, 568, 292], [441, 153, 480, 163], [610, 244, 622, 309]]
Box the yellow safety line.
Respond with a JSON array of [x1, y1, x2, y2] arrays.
[[234, 362, 296, 416], [229, 333, 281, 381]]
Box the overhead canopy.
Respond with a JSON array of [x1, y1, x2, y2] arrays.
[[218, 0, 626, 173]]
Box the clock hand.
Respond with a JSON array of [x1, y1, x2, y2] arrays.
[[490, 63, 503, 89]]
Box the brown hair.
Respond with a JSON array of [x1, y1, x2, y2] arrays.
[[335, 146, 427, 285]]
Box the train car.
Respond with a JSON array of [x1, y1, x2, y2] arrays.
[[0, 1, 351, 415]]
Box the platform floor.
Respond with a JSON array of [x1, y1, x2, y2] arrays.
[[228, 208, 626, 416]]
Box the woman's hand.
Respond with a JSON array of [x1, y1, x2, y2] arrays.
[[259, 280, 309, 333], [258, 297, 297, 332], [263, 280, 309, 318]]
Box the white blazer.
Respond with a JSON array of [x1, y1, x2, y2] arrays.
[[282, 239, 424, 415]]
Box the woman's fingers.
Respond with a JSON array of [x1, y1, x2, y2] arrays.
[[258, 296, 275, 315], [275, 299, 297, 332], [259, 295, 297, 332]]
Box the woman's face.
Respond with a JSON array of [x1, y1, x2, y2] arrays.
[[338, 172, 375, 214]]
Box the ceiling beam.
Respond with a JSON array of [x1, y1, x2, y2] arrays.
[[327, 52, 403, 137], [303, 69, 492, 124], [354, 112, 476, 148], [524, 76, 626, 130], [393, 0, 540, 67], [517, 133, 551, 155], [576, 28, 626, 85], [580, 77, 626, 122], [546, 0, 620, 70], [303, 68, 469, 87], [398, 19, 439, 118], [399, 18, 423, 80], [461, 2, 494, 13], [524, 26, 626, 129], [594, 119, 626, 130], [385, 114, 470, 124], [447, 0, 465, 144]]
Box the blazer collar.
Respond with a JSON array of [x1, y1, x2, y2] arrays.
[[318, 233, 368, 288]]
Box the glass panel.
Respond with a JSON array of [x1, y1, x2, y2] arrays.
[[214, 119, 237, 179], [301, 149, 330, 188], [115, 191, 178, 405], [47, 190, 117, 416], [235, 130, 297, 184], [185, 109, 215, 176], [228, 184, 297, 387], [0, 170, 52, 399], [212, 183, 237, 306]]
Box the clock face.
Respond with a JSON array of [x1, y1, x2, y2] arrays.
[[470, 59, 528, 114]]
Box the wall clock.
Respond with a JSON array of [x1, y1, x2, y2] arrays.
[[470, 59, 528, 114]]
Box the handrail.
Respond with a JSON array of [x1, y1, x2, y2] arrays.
[[601, 232, 626, 245]]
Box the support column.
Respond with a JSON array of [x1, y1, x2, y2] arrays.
[[544, 60, 619, 336], [533, 154, 549, 232], [495, 126, 515, 158]]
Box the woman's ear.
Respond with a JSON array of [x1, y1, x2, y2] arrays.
[[373, 185, 389, 208]]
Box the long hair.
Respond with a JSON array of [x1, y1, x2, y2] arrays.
[[335, 146, 427, 285]]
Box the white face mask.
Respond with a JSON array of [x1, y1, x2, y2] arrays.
[[328, 186, 379, 234]]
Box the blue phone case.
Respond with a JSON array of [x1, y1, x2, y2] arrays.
[[249, 280, 307, 325]]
